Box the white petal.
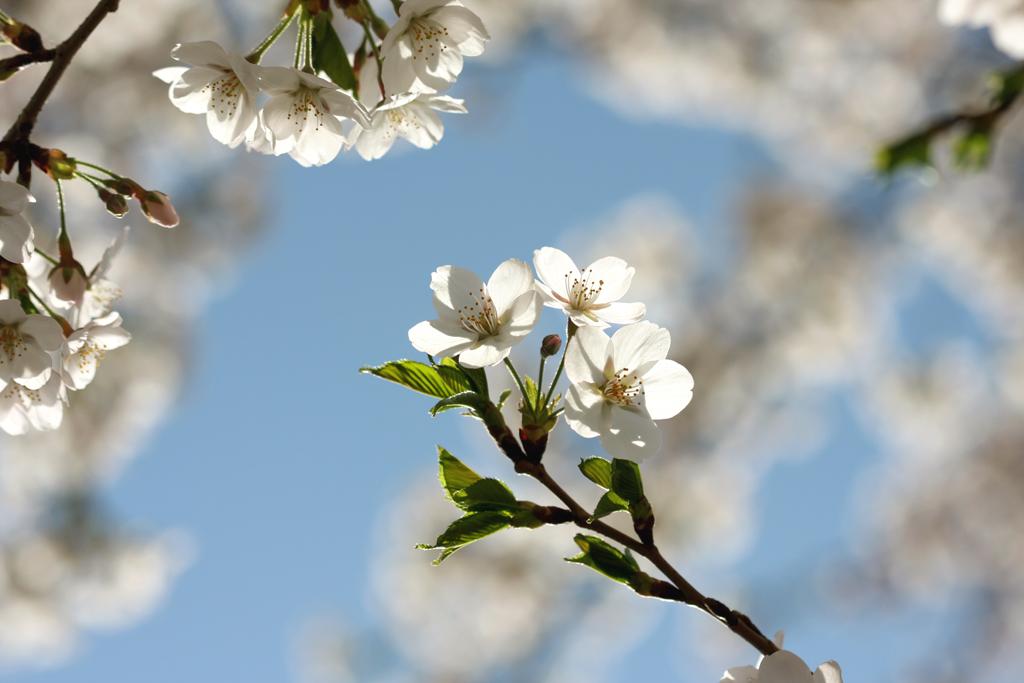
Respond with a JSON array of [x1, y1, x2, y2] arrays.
[[721, 665, 759, 683], [21, 315, 64, 351], [0, 180, 33, 213], [594, 301, 646, 325], [0, 213, 33, 263], [408, 319, 474, 357], [172, 40, 230, 68], [458, 340, 509, 368], [430, 265, 485, 312], [758, 651, 814, 682], [3, 344, 52, 389], [533, 247, 579, 299], [812, 662, 843, 683], [639, 359, 693, 420], [586, 256, 635, 304], [502, 291, 541, 339], [565, 326, 611, 386], [563, 382, 605, 438], [487, 259, 533, 316], [611, 321, 670, 371], [0, 300, 27, 325], [354, 118, 399, 160], [600, 407, 661, 460], [432, 5, 490, 56]]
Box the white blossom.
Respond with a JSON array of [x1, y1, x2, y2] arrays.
[[722, 648, 843, 683], [0, 181, 36, 264], [381, 0, 490, 94], [0, 373, 64, 435], [0, 300, 64, 391], [352, 58, 467, 160], [75, 227, 128, 327], [61, 312, 131, 391], [408, 259, 540, 368], [258, 67, 369, 167], [564, 322, 693, 459], [533, 246, 646, 328], [154, 41, 262, 148], [48, 265, 89, 307], [940, 0, 1024, 58]]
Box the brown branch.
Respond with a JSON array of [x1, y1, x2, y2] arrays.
[[0, 47, 57, 74], [1, 0, 121, 185], [515, 459, 779, 656]]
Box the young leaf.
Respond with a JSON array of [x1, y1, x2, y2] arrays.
[[451, 478, 518, 512], [496, 388, 513, 410], [438, 447, 481, 499], [443, 357, 489, 397], [418, 511, 512, 564], [876, 132, 932, 176], [578, 457, 613, 489], [589, 491, 630, 522], [566, 534, 640, 584], [361, 360, 468, 398], [610, 459, 644, 504], [430, 391, 487, 416], [311, 12, 356, 90], [436, 357, 477, 395]]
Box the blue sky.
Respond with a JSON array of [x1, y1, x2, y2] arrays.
[[12, 51, 943, 683]]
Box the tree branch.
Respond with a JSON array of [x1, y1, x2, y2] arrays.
[[0, 47, 57, 74], [515, 458, 780, 656], [1, 0, 121, 184]]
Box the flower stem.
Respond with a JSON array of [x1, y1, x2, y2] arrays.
[[542, 322, 575, 407], [361, 18, 387, 102], [503, 358, 532, 413], [34, 248, 59, 266], [75, 159, 120, 178], [246, 7, 298, 63], [536, 356, 547, 405], [293, 11, 307, 69]]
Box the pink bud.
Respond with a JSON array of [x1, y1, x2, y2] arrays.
[[139, 191, 179, 228], [48, 265, 88, 307]]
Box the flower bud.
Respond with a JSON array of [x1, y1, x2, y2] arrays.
[[98, 188, 128, 217], [48, 262, 88, 306], [137, 190, 179, 228], [1, 19, 44, 53], [540, 334, 562, 358]]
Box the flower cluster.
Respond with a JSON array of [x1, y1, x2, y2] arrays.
[[407, 246, 694, 459], [940, 0, 1024, 57], [158, 0, 488, 165], [0, 179, 135, 435]]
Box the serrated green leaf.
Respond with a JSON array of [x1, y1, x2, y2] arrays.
[[590, 491, 629, 522], [311, 12, 355, 90], [579, 457, 613, 489], [444, 357, 489, 397], [419, 511, 512, 564], [452, 478, 518, 512], [430, 390, 486, 416], [610, 459, 644, 503], [566, 534, 640, 584], [438, 448, 481, 499], [361, 360, 467, 398]]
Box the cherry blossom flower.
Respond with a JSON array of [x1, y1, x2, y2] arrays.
[[0, 300, 64, 391], [352, 58, 467, 160], [48, 262, 89, 307], [0, 180, 36, 263], [258, 67, 369, 167], [940, 0, 1024, 58], [408, 259, 540, 368], [533, 246, 646, 328], [61, 312, 131, 391], [563, 322, 693, 459], [154, 41, 262, 147], [0, 373, 64, 435], [75, 227, 127, 327], [722, 648, 843, 683], [381, 0, 490, 94]]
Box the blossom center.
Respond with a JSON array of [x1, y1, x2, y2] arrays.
[[408, 17, 450, 62], [0, 326, 28, 363], [602, 368, 643, 407], [286, 87, 326, 132], [565, 268, 605, 310], [206, 73, 243, 118], [457, 287, 500, 338]]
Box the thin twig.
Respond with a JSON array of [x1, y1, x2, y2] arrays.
[[1, 0, 121, 186], [0, 48, 57, 74]]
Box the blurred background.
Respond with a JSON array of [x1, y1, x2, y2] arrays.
[[1, 1, 1022, 682]]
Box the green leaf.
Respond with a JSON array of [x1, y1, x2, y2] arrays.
[[954, 125, 993, 170], [435, 360, 475, 395], [579, 457, 613, 489], [610, 459, 644, 504], [361, 360, 467, 399], [876, 132, 932, 176], [496, 388, 513, 410], [444, 357, 488, 397], [438, 447, 481, 499], [451, 478, 518, 512], [311, 12, 355, 90], [522, 375, 540, 409], [566, 534, 640, 584], [990, 66, 1024, 107], [430, 390, 487, 416], [589, 491, 629, 522], [418, 511, 512, 564]]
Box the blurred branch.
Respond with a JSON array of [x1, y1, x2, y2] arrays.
[[878, 63, 1024, 174], [1, 0, 121, 186]]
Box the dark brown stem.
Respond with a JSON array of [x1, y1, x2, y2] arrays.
[[516, 459, 779, 656], [1, 0, 120, 185], [0, 48, 57, 74]]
